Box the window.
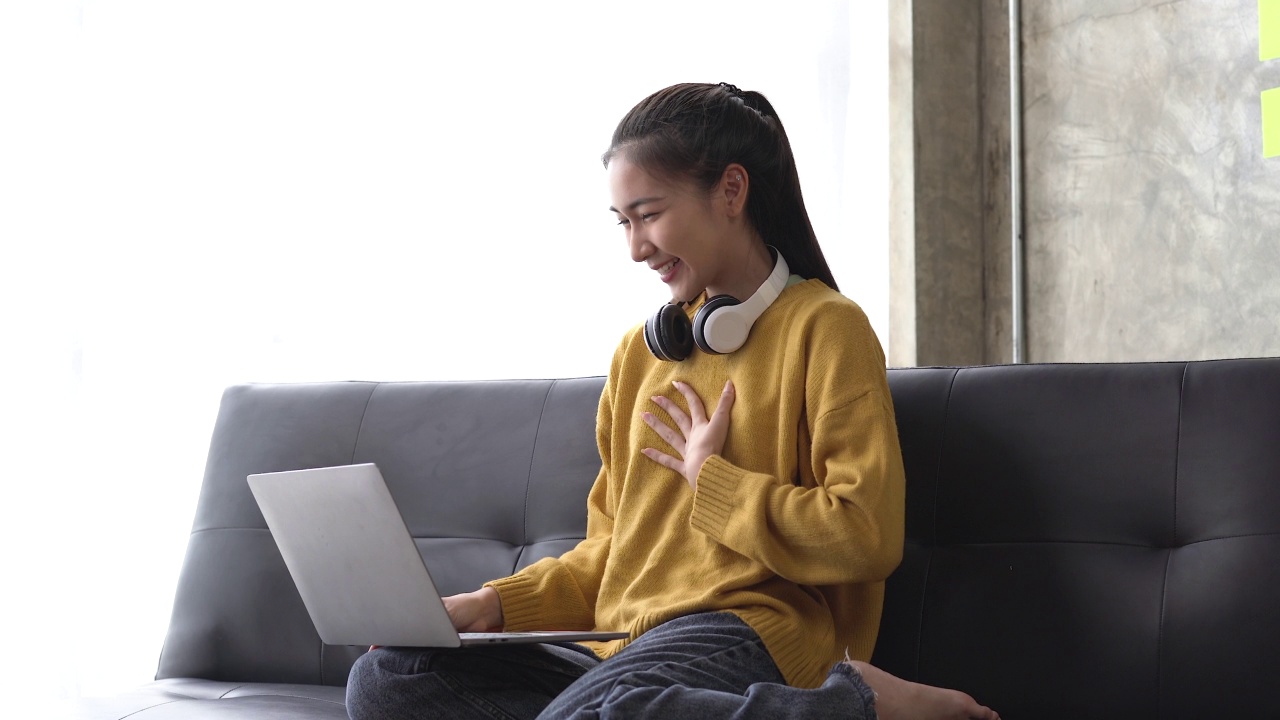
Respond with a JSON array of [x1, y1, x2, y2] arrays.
[[0, 0, 887, 703]]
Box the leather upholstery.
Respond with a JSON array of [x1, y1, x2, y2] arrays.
[[870, 359, 1280, 718], [71, 359, 1280, 718]]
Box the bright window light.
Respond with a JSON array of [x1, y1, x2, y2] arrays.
[[0, 0, 888, 706]]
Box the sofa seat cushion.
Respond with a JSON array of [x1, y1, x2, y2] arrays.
[[67, 678, 346, 719]]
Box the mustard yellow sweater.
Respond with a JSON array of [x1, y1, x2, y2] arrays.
[[486, 279, 906, 689]]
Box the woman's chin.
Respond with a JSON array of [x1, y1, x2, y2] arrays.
[[667, 280, 701, 304]]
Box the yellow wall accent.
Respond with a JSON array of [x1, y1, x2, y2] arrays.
[[1264, 87, 1280, 158], [1263, 0, 1280, 61]]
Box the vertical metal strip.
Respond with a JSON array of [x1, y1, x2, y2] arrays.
[[1010, 0, 1027, 363]]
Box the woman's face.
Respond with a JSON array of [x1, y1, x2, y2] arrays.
[[608, 154, 730, 303]]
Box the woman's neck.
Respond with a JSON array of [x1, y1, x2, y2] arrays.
[[706, 239, 775, 300]]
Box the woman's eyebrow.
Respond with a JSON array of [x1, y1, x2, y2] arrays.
[[608, 196, 664, 213]]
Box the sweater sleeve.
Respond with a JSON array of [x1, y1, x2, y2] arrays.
[[689, 391, 905, 585], [689, 302, 906, 586], [484, 344, 623, 631]]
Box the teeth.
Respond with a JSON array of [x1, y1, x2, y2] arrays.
[[658, 259, 679, 274]]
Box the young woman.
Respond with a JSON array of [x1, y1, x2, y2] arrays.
[[346, 82, 998, 720]]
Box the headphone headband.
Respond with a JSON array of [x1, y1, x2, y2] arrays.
[[645, 247, 790, 361], [695, 248, 788, 355]]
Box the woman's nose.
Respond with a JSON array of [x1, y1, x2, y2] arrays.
[[628, 230, 652, 264]]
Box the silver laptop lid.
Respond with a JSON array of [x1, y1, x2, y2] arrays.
[[247, 463, 462, 648]]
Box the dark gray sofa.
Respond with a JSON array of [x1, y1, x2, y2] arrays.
[[67, 358, 1280, 719]]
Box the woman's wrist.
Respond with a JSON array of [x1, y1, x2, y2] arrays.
[[477, 585, 505, 629]]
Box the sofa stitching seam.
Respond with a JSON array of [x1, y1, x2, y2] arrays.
[[1173, 362, 1186, 548], [331, 382, 379, 683], [517, 380, 556, 571], [214, 686, 348, 706], [932, 369, 958, 546], [1156, 549, 1172, 718], [887, 533, 1280, 549], [116, 699, 184, 718], [349, 383, 379, 467], [201, 526, 598, 544], [215, 525, 1280, 547], [1157, 362, 1187, 717], [918, 368, 958, 679]]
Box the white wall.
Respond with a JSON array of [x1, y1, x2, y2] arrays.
[[0, 0, 888, 705]]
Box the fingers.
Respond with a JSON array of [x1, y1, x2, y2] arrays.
[[641, 447, 680, 472], [648, 380, 723, 431], [710, 380, 735, 422], [640, 380, 736, 483], [649, 393, 691, 434], [641, 411, 687, 455], [672, 381, 706, 422]]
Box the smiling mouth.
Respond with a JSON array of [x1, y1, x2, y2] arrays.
[[656, 258, 680, 280]]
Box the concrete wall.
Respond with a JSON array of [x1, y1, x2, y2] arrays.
[[890, 0, 1012, 367], [1022, 0, 1280, 361], [891, 0, 1280, 365]]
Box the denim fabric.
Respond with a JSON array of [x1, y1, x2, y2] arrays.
[[345, 612, 877, 720], [346, 641, 599, 720]]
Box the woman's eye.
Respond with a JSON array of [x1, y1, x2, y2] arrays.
[[616, 218, 630, 227], [640, 213, 657, 222]]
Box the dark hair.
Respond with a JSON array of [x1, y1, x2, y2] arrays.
[[602, 82, 838, 291]]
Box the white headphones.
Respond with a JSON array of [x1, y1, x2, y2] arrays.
[[643, 247, 790, 361]]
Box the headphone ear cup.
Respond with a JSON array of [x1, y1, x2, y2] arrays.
[[645, 303, 695, 361], [692, 295, 741, 354]]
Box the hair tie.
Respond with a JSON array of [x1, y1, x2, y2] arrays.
[[719, 82, 771, 123], [718, 82, 745, 98]]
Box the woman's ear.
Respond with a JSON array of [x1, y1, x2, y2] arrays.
[[718, 163, 749, 217]]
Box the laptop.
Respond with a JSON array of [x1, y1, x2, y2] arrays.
[[246, 463, 628, 648]]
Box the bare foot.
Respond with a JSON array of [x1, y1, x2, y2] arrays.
[[844, 661, 1000, 720]]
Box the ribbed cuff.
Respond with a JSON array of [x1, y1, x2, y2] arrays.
[[689, 454, 741, 541], [483, 573, 543, 631]]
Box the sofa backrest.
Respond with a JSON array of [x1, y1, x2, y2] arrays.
[[156, 359, 1280, 718], [156, 377, 604, 686], [871, 358, 1280, 719]]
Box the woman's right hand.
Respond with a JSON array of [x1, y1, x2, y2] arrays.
[[367, 587, 504, 652], [442, 586, 505, 632]]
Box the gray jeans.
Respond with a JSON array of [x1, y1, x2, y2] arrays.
[[345, 611, 877, 719]]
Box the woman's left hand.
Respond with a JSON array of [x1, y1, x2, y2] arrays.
[[641, 380, 735, 490]]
